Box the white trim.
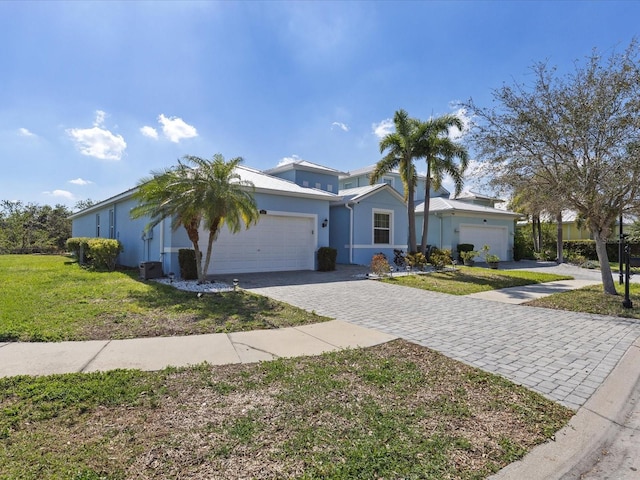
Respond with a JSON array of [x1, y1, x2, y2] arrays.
[[372, 208, 393, 245], [351, 244, 407, 249]]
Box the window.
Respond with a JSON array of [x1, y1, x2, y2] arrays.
[[344, 182, 353, 189], [373, 211, 391, 244], [302, 180, 309, 187], [315, 182, 321, 189], [96, 214, 101, 237], [382, 176, 393, 186], [109, 209, 115, 239], [327, 184, 333, 192]]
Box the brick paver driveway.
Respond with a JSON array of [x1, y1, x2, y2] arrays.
[[236, 267, 640, 410]]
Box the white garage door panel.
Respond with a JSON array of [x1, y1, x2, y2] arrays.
[[459, 225, 507, 261], [201, 215, 315, 274]]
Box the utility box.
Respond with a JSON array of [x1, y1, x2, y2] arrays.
[[139, 261, 163, 280]]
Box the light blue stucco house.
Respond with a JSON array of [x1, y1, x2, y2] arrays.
[[70, 159, 520, 277]]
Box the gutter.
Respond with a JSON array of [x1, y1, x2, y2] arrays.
[[345, 203, 354, 264]]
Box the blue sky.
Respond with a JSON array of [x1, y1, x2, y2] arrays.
[[1, 0, 638, 209]]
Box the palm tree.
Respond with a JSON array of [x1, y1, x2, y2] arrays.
[[371, 109, 427, 253], [131, 154, 259, 282], [417, 115, 469, 256]]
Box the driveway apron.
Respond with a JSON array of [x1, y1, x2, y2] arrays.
[[247, 277, 640, 410]]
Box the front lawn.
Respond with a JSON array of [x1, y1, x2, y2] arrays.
[[0, 340, 573, 479], [0, 255, 329, 342], [382, 267, 573, 295], [526, 283, 640, 319]]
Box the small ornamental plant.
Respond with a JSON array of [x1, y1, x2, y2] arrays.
[[429, 248, 453, 270], [405, 252, 428, 271], [370, 253, 392, 277], [481, 244, 500, 268], [460, 250, 478, 266]]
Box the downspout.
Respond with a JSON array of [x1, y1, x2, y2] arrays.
[[159, 218, 165, 270], [439, 214, 443, 249], [345, 202, 354, 264]]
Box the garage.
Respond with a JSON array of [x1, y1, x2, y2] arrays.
[[459, 224, 508, 261], [202, 214, 316, 274]]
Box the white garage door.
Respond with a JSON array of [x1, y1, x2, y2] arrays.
[[200, 214, 316, 274], [459, 225, 508, 261]]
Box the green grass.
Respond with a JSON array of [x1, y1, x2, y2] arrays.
[[0, 255, 329, 342], [0, 340, 573, 479], [382, 267, 573, 295], [527, 282, 640, 319]]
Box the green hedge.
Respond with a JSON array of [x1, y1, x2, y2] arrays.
[[563, 240, 640, 261], [66, 237, 123, 271], [317, 247, 337, 271], [456, 243, 475, 262]]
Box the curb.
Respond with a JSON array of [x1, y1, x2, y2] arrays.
[[490, 337, 640, 479]]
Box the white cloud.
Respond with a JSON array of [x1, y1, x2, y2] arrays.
[[278, 154, 302, 166], [67, 111, 126, 161], [43, 189, 75, 200], [18, 127, 36, 137], [372, 118, 394, 139], [68, 178, 93, 186], [158, 114, 198, 143], [140, 125, 159, 139], [447, 106, 472, 140], [331, 121, 349, 132]]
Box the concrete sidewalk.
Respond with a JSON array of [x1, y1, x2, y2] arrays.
[[467, 279, 602, 304], [0, 320, 397, 377]]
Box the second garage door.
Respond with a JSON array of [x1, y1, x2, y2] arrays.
[[202, 214, 316, 274], [459, 224, 508, 261]]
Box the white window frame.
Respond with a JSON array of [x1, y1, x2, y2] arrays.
[[327, 184, 333, 192], [382, 176, 394, 186], [343, 182, 353, 189], [108, 209, 115, 239], [372, 209, 393, 245]]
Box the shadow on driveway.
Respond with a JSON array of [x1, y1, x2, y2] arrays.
[[212, 264, 371, 289]]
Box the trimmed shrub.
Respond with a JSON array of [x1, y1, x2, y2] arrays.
[[429, 248, 453, 270], [405, 252, 428, 270], [456, 243, 474, 262], [178, 249, 200, 280], [88, 239, 123, 271], [317, 247, 337, 271], [65, 237, 122, 270]]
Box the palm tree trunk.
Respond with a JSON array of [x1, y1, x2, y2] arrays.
[[202, 218, 222, 282], [556, 211, 563, 263], [420, 163, 432, 255], [407, 188, 417, 253]]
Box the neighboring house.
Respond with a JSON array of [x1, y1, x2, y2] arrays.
[[517, 211, 637, 242], [416, 197, 521, 262], [70, 165, 337, 276]]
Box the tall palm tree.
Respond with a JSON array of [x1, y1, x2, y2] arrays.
[[371, 109, 427, 253], [131, 154, 259, 282], [417, 115, 469, 256]]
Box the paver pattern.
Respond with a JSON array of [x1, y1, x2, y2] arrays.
[[247, 277, 640, 410]]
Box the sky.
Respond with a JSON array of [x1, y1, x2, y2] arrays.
[[1, 0, 639, 210]]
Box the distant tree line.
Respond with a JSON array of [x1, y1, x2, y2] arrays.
[[0, 200, 72, 254]]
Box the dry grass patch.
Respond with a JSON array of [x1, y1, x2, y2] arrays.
[[0, 340, 573, 479]]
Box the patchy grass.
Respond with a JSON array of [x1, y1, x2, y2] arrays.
[[0, 255, 329, 342], [526, 283, 640, 319], [0, 340, 573, 479], [382, 267, 572, 295]]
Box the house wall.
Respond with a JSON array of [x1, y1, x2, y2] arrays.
[[331, 189, 408, 265], [72, 190, 332, 276], [416, 212, 516, 260], [270, 169, 339, 193], [340, 173, 446, 201]]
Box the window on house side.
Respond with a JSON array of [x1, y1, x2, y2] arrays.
[[344, 182, 353, 189], [315, 182, 321, 189], [327, 184, 333, 192], [96, 214, 101, 237], [109, 209, 115, 239], [302, 180, 309, 187], [382, 177, 393, 186], [373, 212, 391, 244]]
